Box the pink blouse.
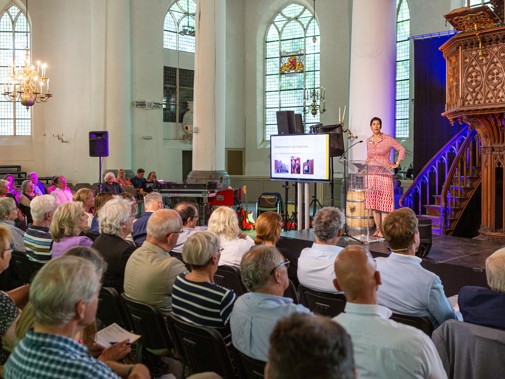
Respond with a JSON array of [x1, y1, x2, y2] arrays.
[[366, 133, 406, 167]]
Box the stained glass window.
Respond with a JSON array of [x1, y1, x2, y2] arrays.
[[163, 0, 196, 53], [0, 6, 31, 136], [395, 0, 410, 139], [264, 3, 320, 141]]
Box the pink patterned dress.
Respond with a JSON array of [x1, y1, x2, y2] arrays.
[[364, 133, 405, 212]]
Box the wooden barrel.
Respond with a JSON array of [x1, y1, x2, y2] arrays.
[[346, 190, 374, 234]]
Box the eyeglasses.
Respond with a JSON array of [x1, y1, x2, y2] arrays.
[[2, 247, 13, 255], [271, 259, 290, 274], [217, 247, 224, 253]]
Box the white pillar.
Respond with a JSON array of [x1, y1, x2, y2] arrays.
[[104, 0, 132, 169], [187, 0, 228, 185], [348, 0, 396, 160]]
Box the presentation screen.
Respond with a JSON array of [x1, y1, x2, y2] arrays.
[[270, 134, 330, 182]]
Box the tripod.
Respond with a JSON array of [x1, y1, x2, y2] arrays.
[[339, 140, 364, 244], [309, 183, 323, 216]]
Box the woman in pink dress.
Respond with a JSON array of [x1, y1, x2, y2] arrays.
[[365, 117, 405, 237]]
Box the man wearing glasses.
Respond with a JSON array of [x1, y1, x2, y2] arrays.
[[230, 246, 311, 362]]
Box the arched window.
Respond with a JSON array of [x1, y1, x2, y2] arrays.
[[0, 5, 31, 136], [264, 3, 320, 141], [163, 0, 196, 53], [469, 0, 492, 6], [395, 0, 410, 139]]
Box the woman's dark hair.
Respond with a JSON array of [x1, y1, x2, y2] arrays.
[[370, 117, 382, 126]]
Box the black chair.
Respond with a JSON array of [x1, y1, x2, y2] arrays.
[[214, 265, 248, 296], [390, 313, 434, 337], [236, 350, 265, 379], [170, 251, 191, 271], [120, 293, 174, 352], [298, 285, 346, 317], [165, 313, 237, 379], [11, 250, 37, 284], [283, 279, 299, 304], [97, 287, 131, 330]]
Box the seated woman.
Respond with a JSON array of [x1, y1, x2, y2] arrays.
[[140, 171, 160, 194], [115, 169, 132, 187], [172, 231, 236, 342], [3, 175, 20, 202], [19, 180, 38, 225], [50, 201, 93, 259], [73, 188, 95, 229], [90, 192, 114, 235], [207, 206, 254, 267], [91, 198, 137, 293], [0, 198, 25, 252], [45, 176, 58, 194], [102, 172, 123, 195], [0, 226, 30, 376], [254, 211, 282, 246]]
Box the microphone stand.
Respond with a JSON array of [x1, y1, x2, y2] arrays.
[[339, 140, 364, 243]]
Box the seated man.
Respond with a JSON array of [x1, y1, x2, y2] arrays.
[[172, 201, 199, 253], [28, 171, 46, 195], [24, 195, 56, 263], [132, 192, 164, 246], [50, 176, 73, 205], [376, 207, 456, 327], [459, 247, 505, 329], [129, 168, 147, 197], [4, 256, 148, 378], [266, 313, 355, 379], [332, 245, 446, 379], [297, 207, 344, 293], [230, 246, 311, 361], [124, 209, 187, 313]]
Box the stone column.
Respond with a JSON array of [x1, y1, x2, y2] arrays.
[[104, 0, 132, 170], [186, 0, 229, 186], [347, 0, 396, 160]]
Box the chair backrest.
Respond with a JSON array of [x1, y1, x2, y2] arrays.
[[432, 319, 505, 379], [120, 293, 173, 351], [283, 279, 299, 304], [214, 265, 247, 296], [11, 250, 37, 284], [236, 350, 265, 379], [390, 313, 434, 337], [97, 287, 131, 330], [298, 284, 346, 317], [165, 313, 237, 379]]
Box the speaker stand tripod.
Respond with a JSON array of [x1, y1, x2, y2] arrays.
[[309, 183, 323, 216]]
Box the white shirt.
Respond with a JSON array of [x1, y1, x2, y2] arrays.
[[51, 188, 73, 206], [334, 303, 447, 379], [171, 227, 197, 253], [218, 235, 255, 267], [297, 243, 343, 293]]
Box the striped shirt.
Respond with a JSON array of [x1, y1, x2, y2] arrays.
[[172, 273, 236, 340], [23, 225, 52, 263], [5, 330, 119, 379]]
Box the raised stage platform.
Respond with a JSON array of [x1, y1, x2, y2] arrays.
[[277, 230, 503, 296]]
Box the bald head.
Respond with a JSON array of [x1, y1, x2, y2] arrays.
[[146, 209, 182, 251], [333, 245, 380, 303]]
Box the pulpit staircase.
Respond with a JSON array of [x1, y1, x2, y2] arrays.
[[399, 125, 481, 236]]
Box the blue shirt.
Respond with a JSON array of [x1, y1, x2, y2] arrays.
[[376, 253, 456, 327], [230, 292, 311, 361], [132, 211, 153, 247], [5, 330, 119, 379]]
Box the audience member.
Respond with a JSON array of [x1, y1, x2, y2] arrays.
[[73, 188, 96, 228], [28, 171, 46, 195], [92, 198, 137, 293], [172, 201, 199, 253], [102, 172, 123, 195], [3, 175, 20, 202], [230, 246, 311, 361], [0, 197, 25, 252], [45, 176, 58, 194], [458, 247, 505, 329], [50, 201, 93, 259], [332, 245, 446, 379], [172, 231, 236, 341], [132, 192, 163, 246], [19, 179, 37, 224], [266, 313, 355, 379], [0, 226, 29, 375], [207, 206, 254, 267], [130, 168, 146, 190], [377, 207, 456, 327], [0, 180, 10, 199], [51, 176, 73, 205], [115, 169, 132, 187], [24, 195, 56, 263], [141, 171, 160, 194], [124, 209, 187, 313], [254, 211, 282, 246], [90, 192, 114, 234], [297, 207, 344, 293], [4, 256, 149, 378]]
